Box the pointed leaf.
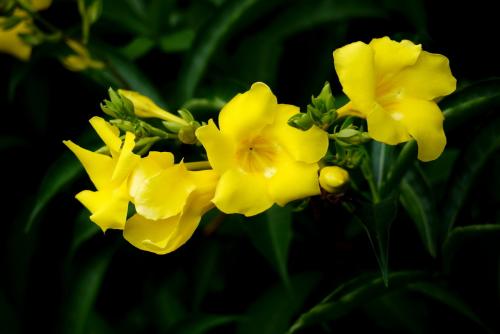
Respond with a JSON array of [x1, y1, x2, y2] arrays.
[[172, 314, 242, 334], [243, 205, 293, 289], [177, 0, 260, 102], [61, 246, 115, 334], [399, 166, 438, 257], [441, 118, 500, 232], [287, 271, 428, 333], [443, 224, 500, 273], [354, 196, 398, 285], [409, 281, 494, 333], [237, 272, 320, 334], [442, 79, 500, 131], [26, 152, 83, 232]]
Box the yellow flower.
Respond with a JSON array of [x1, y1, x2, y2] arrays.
[[124, 154, 218, 254], [61, 39, 105, 71], [333, 36, 456, 161], [196, 82, 329, 216], [118, 89, 189, 126], [319, 166, 349, 193], [0, 1, 52, 60], [63, 116, 140, 231]]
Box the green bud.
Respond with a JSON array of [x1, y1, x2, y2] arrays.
[[1, 15, 23, 30], [334, 128, 371, 145], [0, 0, 17, 15], [306, 81, 337, 129], [87, 0, 102, 24], [178, 126, 197, 144], [288, 113, 313, 131], [162, 121, 183, 133], [18, 31, 44, 46], [100, 87, 136, 120], [177, 108, 195, 122]]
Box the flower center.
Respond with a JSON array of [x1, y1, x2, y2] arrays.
[[236, 135, 277, 177]]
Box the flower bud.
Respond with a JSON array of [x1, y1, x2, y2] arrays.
[[319, 166, 349, 193], [288, 113, 313, 131]]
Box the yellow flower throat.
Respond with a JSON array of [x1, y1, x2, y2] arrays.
[[236, 135, 277, 177]]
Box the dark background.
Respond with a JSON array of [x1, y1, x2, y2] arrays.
[[1, 0, 499, 333]]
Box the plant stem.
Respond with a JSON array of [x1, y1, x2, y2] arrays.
[[379, 140, 417, 197], [184, 161, 211, 170]]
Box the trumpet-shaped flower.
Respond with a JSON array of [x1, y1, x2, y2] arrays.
[[0, 1, 52, 60], [118, 89, 189, 126], [196, 82, 329, 216], [64, 116, 140, 231], [333, 36, 456, 161], [124, 158, 218, 254]]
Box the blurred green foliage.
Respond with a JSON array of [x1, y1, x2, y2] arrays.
[[1, 0, 500, 333]]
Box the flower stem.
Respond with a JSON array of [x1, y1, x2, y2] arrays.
[[185, 161, 211, 171], [379, 140, 417, 197]]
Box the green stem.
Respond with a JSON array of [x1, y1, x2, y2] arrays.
[[379, 140, 417, 197], [360, 151, 381, 203], [184, 161, 212, 171]]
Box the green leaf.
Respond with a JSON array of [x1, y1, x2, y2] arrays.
[[399, 166, 438, 257], [25, 152, 83, 232], [159, 29, 196, 53], [371, 141, 394, 188], [68, 210, 101, 260], [442, 224, 500, 273], [442, 78, 500, 132], [120, 37, 155, 60], [233, 0, 385, 85], [93, 46, 167, 107], [192, 243, 220, 311], [237, 272, 320, 334], [177, 0, 259, 102], [61, 246, 115, 334], [172, 314, 242, 334], [243, 205, 293, 289], [353, 196, 398, 285], [441, 118, 500, 232], [287, 271, 428, 333], [409, 281, 494, 333], [379, 140, 417, 198]]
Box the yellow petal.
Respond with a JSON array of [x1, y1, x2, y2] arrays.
[[124, 214, 180, 254], [195, 119, 236, 173], [118, 89, 188, 125], [213, 169, 273, 216], [0, 20, 32, 61], [89, 116, 121, 155], [219, 82, 277, 140], [390, 98, 446, 161], [366, 104, 411, 145], [393, 51, 457, 100], [369, 37, 421, 78], [76, 183, 129, 232], [268, 151, 320, 206], [111, 132, 140, 183], [31, 0, 52, 11], [63, 140, 113, 190], [270, 104, 328, 163], [124, 187, 215, 255], [129, 151, 175, 199], [319, 166, 349, 193], [134, 163, 196, 220], [333, 41, 376, 112]]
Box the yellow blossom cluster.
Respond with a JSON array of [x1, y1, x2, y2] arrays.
[[63, 37, 456, 254]]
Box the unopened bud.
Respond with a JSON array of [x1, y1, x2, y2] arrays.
[[178, 126, 197, 144], [288, 113, 313, 131], [319, 166, 349, 193]]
